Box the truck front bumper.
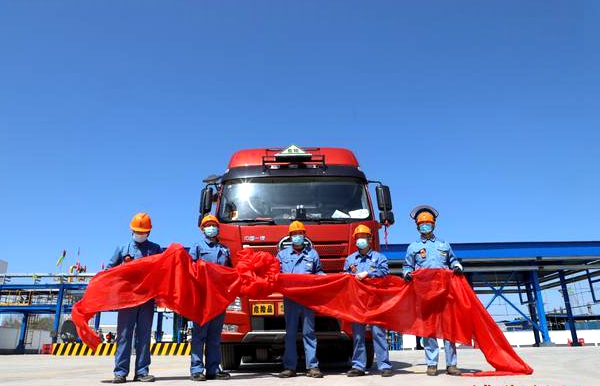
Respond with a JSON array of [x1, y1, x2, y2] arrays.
[[241, 331, 351, 344]]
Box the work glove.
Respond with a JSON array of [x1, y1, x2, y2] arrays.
[[452, 265, 463, 275], [403, 272, 413, 282]]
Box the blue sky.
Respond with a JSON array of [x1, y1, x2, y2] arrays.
[[0, 0, 596, 297]]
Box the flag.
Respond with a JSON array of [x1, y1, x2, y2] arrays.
[[56, 250, 66, 266]]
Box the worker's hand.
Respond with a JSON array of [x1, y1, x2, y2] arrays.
[[403, 272, 413, 282], [356, 271, 369, 281], [452, 265, 463, 275]]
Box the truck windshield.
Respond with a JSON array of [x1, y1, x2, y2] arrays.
[[218, 177, 371, 223]]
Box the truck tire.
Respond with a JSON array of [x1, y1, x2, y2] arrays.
[[220, 344, 241, 370], [366, 341, 374, 369]]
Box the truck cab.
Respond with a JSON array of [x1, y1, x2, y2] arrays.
[[199, 145, 394, 369]]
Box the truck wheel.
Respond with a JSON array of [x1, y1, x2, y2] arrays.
[[366, 341, 374, 369], [220, 344, 241, 370]]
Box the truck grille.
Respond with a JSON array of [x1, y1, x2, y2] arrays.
[[246, 244, 347, 257], [251, 316, 341, 332]]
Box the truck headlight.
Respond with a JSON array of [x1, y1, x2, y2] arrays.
[[222, 324, 239, 332], [227, 297, 242, 312]]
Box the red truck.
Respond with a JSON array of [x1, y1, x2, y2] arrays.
[[199, 145, 394, 369]]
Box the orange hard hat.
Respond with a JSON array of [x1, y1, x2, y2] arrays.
[[200, 214, 220, 228], [416, 211, 436, 225], [130, 213, 152, 232], [352, 224, 372, 238], [288, 220, 306, 233]]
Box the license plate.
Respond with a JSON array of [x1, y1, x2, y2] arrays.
[[251, 302, 275, 316]]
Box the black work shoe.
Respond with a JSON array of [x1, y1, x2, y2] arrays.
[[307, 368, 324, 378], [206, 371, 231, 380], [112, 375, 127, 384], [426, 365, 438, 376], [446, 365, 461, 376], [191, 373, 207, 381], [133, 373, 155, 382], [346, 368, 365, 377], [381, 369, 393, 377], [278, 369, 297, 378]]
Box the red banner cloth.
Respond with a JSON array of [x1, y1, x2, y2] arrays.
[[276, 269, 533, 376], [72, 246, 532, 376], [71, 244, 278, 350]]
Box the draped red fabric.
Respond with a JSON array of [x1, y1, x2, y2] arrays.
[[71, 244, 279, 350], [275, 269, 533, 376], [72, 246, 532, 376]]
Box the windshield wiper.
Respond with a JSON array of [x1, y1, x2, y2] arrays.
[[228, 218, 276, 225], [302, 218, 356, 224]]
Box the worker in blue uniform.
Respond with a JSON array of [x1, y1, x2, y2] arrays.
[[344, 224, 393, 377], [403, 205, 462, 377], [189, 214, 232, 381], [277, 221, 324, 378], [107, 212, 162, 384]]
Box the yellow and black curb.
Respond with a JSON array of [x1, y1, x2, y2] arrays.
[[52, 342, 191, 356], [52, 343, 117, 356], [150, 342, 191, 356]]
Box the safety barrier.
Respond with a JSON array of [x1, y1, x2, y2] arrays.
[[51, 342, 191, 356], [150, 342, 191, 356], [52, 343, 116, 356]]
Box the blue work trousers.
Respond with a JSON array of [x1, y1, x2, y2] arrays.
[[351, 323, 391, 371], [190, 312, 226, 375], [283, 298, 319, 370], [114, 300, 155, 377], [424, 338, 457, 366]]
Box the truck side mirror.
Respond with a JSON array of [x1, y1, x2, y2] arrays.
[[376, 185, 394, 225], [376, 185, 393, 211], [379, 211, 395, 225], [199, 187, 214, 216]]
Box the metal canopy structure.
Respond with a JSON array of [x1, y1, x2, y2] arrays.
[[383, 241, 600, 347], [383, 241, 600, 287], [0, 274, 94, 353], [1, 241, 599, 352]]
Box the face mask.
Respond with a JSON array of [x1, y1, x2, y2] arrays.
[[419, 223, 434, 234], [204, 226, 219, 238], [356, 238, 369, 250], [133, 233, 148, 243], [291, 234, 305, 246]]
